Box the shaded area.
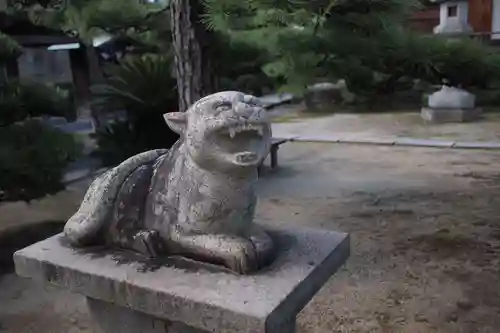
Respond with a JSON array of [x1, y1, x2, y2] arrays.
[[0, 221, 64, 274]]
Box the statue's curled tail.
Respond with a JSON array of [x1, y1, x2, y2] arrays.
[[63, 149, 168, 246]]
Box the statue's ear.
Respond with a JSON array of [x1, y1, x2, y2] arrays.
[[163, 112, 187, 135]]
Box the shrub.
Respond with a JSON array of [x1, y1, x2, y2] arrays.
[[0, 79, 81, 203], [0, 79, 74, 126], [0, 120, 81, 202], [0, 27, 80, 203], [91, 54, 179, 166], [216, 36, 280, 96], [0, 31, 22, 64]]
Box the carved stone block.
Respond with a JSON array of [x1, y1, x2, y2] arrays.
[[422, 86, 482, 123]]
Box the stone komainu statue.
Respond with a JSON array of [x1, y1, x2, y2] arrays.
[[64, 91, 275, 274]]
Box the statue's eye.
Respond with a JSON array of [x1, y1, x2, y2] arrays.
[[214, 102, 232, 113]]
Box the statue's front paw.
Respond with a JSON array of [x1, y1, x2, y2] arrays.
[[249, 229, 275, 269], [225, 240, 258, 275], [131, 230, 165, 258]]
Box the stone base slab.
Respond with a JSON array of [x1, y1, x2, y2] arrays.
[[14, 227, 349, 333], [421, 107, 482, 123], [87, 298, 208, 333]]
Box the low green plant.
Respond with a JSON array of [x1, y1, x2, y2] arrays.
[[91, 54, 179, 166], [0, 78, 80, 203], [0, 120, 81, 202], [90, 120, 142, 167], [0, 31, 22, 64], [0, 79, 73, 125]]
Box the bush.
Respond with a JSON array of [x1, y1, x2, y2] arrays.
[[0, 30, 80, 203], [0, 120, 81, 202], [90, 120, 143, 167], [0, 31, 22, 64], [91, 54, 179, 166], [0, 80, 74, 126]]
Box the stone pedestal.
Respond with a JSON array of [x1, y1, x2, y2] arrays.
[[421, 106, 482, 123], [421, 86, 481, 123], [14, 227, 349, 333]]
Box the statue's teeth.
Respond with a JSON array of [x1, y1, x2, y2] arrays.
[[229, 128, 236, 138], [258, 127, 263, 136]]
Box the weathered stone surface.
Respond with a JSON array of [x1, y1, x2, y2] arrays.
[[428, 86, 476, 109], [337, 137, 396, 146], [453, 141, 500, 149], [14, 227, 350, 333], [433, 1, 473, 35], [421, 107, 482, 123], [423, 86, 481, 123], [63, 91, 275, 274], [304, 81, 355, 112], [395, 137, 455, 148], [87, 298, 207, 333]]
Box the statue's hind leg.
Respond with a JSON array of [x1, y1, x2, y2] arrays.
[[106, 163, 168, 257]]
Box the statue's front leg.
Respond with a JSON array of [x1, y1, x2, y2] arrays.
[[169, 230, 258, 274], [247, 225, 275, 269]]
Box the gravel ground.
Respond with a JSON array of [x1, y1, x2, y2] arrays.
[[1, 143, 500, 333]]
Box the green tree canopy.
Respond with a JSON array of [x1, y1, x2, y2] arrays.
[[204, 0, 500, 94]]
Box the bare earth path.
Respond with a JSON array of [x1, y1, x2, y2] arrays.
[[271, 111, 500, 143], [2, 143, 500, 333]]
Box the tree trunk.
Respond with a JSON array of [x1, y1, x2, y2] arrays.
[[170, 0, 217, 112], [69, 44, 102, 126], [69, 47, 92, 120]]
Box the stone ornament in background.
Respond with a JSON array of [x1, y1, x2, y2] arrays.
[[428, 85, 476, 109], [64, 91, 275, 274], [421, 85, 482, 123]]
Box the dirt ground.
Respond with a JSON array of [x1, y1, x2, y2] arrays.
[[271, 109, 500, 142], [2, 143, 500, 333]]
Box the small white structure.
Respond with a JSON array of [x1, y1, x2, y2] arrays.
[[421, 86, 482, 122], [433, 0, 473, 35], [491, 0, 500, 40]]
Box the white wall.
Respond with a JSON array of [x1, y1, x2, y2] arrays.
[[492, 0, 500, 39], [439, 1, 469, 24], [434, 0, 472, 34]]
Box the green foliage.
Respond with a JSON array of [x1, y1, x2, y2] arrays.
[[93, 54, 178, 116], [84, 0, 170, 51], [0, 26, 80, 202], [0, 80, 73, 126], [204, 0, 422, 94], [22, 0, 170, 50], [91, 54, 179, 166], [205, 0, 500, 102], [90, 120, 143, 167], [215, 35, 280, 95], [0, 120, 81, 202], [0, 31, 22, 63]]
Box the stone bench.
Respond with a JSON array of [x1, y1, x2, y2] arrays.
[[258, 138, 291, 175], [14, 227, 349, 333]]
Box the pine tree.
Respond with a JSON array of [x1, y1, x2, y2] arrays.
[[204, 0, 500, 97], [204, 0, 418, 94]]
